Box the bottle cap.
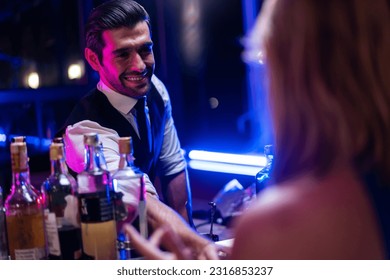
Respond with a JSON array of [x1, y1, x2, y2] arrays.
[[118, 137, 133, 154], [49, 143, 64, 160], [11, 136, 26, 143], [52, 137, 63, 144], [10, 142, 28, 172], [83, 133, 99, 146]]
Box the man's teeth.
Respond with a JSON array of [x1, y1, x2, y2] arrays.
[[124, 76, 144, 81]]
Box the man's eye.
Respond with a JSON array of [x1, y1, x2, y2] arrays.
[[117, 52, 128, 58], [140, 46, 153, 54]]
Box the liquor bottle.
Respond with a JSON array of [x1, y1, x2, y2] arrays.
[[77, 133, 117, 260], [0, 186, 9, 259], [113, 137, 147, 236], [112, 137, 147, 259], [41, 141, 82, 259], [5, 142, 47, 260], [255, 144, 274, 193]]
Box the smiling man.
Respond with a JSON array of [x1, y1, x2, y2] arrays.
[[59, 0, 196, 236]]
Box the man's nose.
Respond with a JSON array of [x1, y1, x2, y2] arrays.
[[129, 53, 146, 72]]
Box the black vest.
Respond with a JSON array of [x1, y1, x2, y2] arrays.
[[58, 85, 166, 181]]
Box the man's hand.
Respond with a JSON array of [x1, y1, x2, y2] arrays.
[[124, 224, 224, 260]]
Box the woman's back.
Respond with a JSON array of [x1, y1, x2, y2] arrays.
[[232, 0, 390, 261], [232, 166, 385, 259]]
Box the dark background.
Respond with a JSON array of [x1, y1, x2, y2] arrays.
[[0, 0, 269, 202]]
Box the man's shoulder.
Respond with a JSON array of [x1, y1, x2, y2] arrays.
[[72, 88, 109, 112], [151, 74, 165, 90], [151, 75, 169, 103], [63, 88, 110, 124], [79, 87, 106, 102], [57, 87, 116, 137]]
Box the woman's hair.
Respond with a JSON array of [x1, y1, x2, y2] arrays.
[[256, 0, 390, 184], [85, 0, 151, 63]]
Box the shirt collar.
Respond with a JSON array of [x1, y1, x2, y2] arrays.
[[97, 80, 137, 115]]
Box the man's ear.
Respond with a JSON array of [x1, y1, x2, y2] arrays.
[[85, 48, 100, 71]]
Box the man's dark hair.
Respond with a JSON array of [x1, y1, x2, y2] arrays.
[[85, 0, 151, 63]]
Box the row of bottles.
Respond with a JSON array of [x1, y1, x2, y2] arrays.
[[0, 133, 147, 260]]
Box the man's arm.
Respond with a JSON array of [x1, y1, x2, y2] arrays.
[[152, 75, 193, 221], [160, 169, 192, 223], [64, 120, 159, 206], [145, 193, 215, 259]]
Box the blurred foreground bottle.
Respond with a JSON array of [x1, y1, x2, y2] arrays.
[[77, 133, 117, 259], [112, 137, 147, 259], [255, 144, 274, 193], [41, 141, 81, 259], [0, 186, 9, 259], [5, 142, 47, 259]]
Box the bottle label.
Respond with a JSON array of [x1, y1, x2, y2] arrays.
[[79, 191, 114, 223], [14, 248, 46, 260], [63, 194, 80, 228], [77, 175, 90, 193], [6, 210, 47, 260], [44, 211, 61, 256], [50, 190, 68, 212]]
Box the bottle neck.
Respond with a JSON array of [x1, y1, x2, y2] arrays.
[[51, 158, 69, 175], [85, 145, 104, 171], [12, 169, 29, 187], [11, 170, 36, 200], [118, 153, 135, 170]]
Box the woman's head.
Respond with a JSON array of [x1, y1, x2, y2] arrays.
[[254, 0, 390, 183]]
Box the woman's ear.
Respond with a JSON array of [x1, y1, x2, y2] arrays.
[[85, 48, 100, 71]]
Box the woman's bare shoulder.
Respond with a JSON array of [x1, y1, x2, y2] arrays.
[[231, 179, 312, 259], [231, 168, 383, 259]]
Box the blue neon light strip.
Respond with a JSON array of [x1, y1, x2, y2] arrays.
[[188, 160, 260, 176], [188, 150, 266, 167]]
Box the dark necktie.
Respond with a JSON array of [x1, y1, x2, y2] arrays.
[[134, 97, 152, 154]]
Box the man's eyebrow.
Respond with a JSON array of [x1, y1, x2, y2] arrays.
[[112, 42, 154, 55], [112, 47, 131, 56], [140, 41, 154, 49], [143, 41, 153, 48]]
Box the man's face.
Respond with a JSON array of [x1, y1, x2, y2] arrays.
[[97, 21, 155, 99]]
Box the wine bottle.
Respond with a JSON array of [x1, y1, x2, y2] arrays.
[[112, 137, 147, 259], [0, 186, 9, 259], [42, 141, 82, 259], [5, 142, 47, 260], [77, 133, 117, 260], [11, 136, 41, 199]]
